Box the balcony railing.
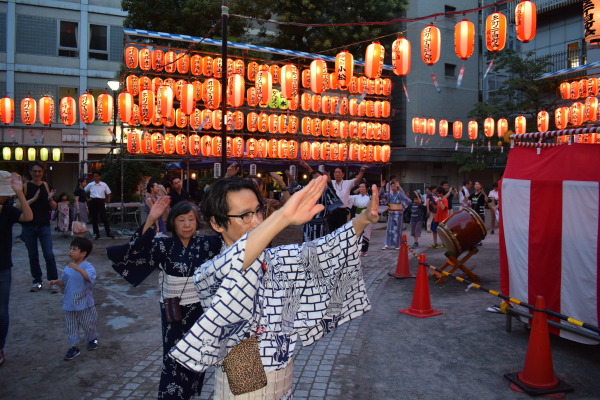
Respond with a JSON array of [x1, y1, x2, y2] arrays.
[[534, 48, 587, 74]]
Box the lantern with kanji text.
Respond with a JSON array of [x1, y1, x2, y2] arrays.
[[188, 134, 201, 155], [392, 37, 411, 76], [164, 51, 177, 73], [38, 96, 54, 125], [174, 134, 187, 155], [426, 118, 436, 135], [537, 110, 549, 132], [180, 83, 196, 115], [78, 93, 95, 124], [570, 102, 584, 126], [139, 48, 151, 71], [124, 46, 139, 69], [151, 132, 164, 154], [365, 42, 384, 79], [468, 120, 478, 139], [585, 97, 598, 122], [164, 133, 176, 155], [126, 75, 139, 96], [176, 53, 189, 74], [497, 118, 508, 137], [452, 121, 463, 139], [59, 96, 76, 126], [203, 56, 214, 76], [191, 54, 202, 76], [232, 137, 244, 158], [515, 0, 536, 43], [421, 24, 441, 66], [555, 107, 568, 129], [439, 119, 448, 137], [310, 59, 327, 94], [203, 78, 222, 110], [312, 117, 322, 137], [140, 131, 152, 154], [258, 112, 268, 133], [486, 12, 507, 52], [127, 130, 140, 153], [335, 51, 354, 89], [136, 90, 152, 126], [515, 115, 527, 134], [152, 49, 164, 71], [228, 73, 245, 108], [484, 117, 495, 137], [255, 66, 273, 106], [96, 94, 112, 124], [175, 108, 188, 129]]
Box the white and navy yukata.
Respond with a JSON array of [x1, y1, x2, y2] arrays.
[[107, 227, 222, 400], [169, 221, 371, 399]]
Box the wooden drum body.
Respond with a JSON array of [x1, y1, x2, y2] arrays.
[[437, 208, 487, 256]]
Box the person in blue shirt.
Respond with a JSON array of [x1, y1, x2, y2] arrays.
[[49, 237, 98, 361]]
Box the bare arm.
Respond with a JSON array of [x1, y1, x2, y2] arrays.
[[11, 174, 33, 222], [353, 166, 368, 186], [143, 195, 171, 234], [352, 184, 380, 236]]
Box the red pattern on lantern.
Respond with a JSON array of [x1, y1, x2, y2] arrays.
[[486, 12, 507, 52], [467, 120, 478, 140], [188, 134, 201, 155], [59, 96, 76, 126], [136, 90, 152, 126], [365, 42, 384, 79], [79, 93, 95, 124], [421, 24, 441, 66], [164, 133, 176, 155], [152, 49, 164, 71], [126, 75, 139, 96], [139, 48, 151, 71], [515, 0, 537, 43], [127, 130, 140, 153], [515, 115, 527, 134], [124, 46, 139, 69], [537, 110, 549, 132], [455, 19, 475, 60], [175, 134, 188, 155], [203, 78, 222, 110], [392, 37, 411, 76], [0, 97, 14, 124]]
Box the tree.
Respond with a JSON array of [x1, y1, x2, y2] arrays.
[[99, 157, 164, 202], [265, 0, 409, 58], [448, 49, 559, 173]]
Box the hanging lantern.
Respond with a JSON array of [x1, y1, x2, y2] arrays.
[[321, 119, 332, 137], [117, 92, 133, 124], [570, 80, 580, 100], [584, 96, 598, 122], [176, 53, 189, 74], [247, 61, 259, 81], [52, 148, 61, 162], [234, 110, 244, 131], [39, 148, 49, 161], [227, 73, 245, 108], [231, 137, 244, 158], [202, 78, 222, 110], [555, 107, 568, 130], [515, 115, 527, 134], [151, 48, 164, 71], [439, 119, 448, 137], [269, 64, 280, 84], [452, 121, 463, 139], [301, 117, 312, 135], [139, 48, 151, 71], [382, 79, 393, 96], [310, 142, 321, 160], [174, 79, 186, 101], [382, 123, 390, 141], [358, 144, 368, 162], [125, 75, 139, 96], [127, 130, 140, 153], [247, 112, 259, 132], [588, 77, 598, 97], [570, 102, 584, 126], [412, 117, 423, 133], [163, 133, 176, 155], [579, 79, 587, 98], [164, 51, 177, 73], [174, 134, 187, 155], [515, 0, 536, 43], [156, 86, 174, 119], [312, 117, 322, 137], [391, 37, 411, 76], [485, 12, 507, 52], [175, 108, 188, 129], [162, 107, 175, 128], [585, 1, 600, 44], [468, 120, 478, 140], [246, 138, 257, 159], [188, 134, 201, 155], [421, 24, 441, 66], [258, 112, 268, 133], [130, 104, 140, 126], [364, 42, 384, 79], [426, 118, 436, 135], [280, 64, 299, 99], [288, 139, 298, 159], [268, 114, 279, 134], [140, 132, 152, 154], [277, 114, 287, 134], [138, 90, 156, 126], [256, 138, 268, 158], [202, 56, 214, 76], [38, 96, 54, 125], [497, 118, 508, 137], [124, 46, 139, 69], [288, 115, 299, 134], [484, 117, 495, 137], [233, 59, 245, 76], [211, 109, 222, 131], [455, 19, 475, 61], [266, 139, 277, 158], [96, 93, 113, 123], [78, 93, 95, 125], [559, 82, 570, 100], [310, 59, 327, 94], [180, 83, 196, 115], [334, 51, 353, 90], [190, 54, 203, 76], [0, 97, 14, 124], [149, 77, 162, 93], [537, 110, 549, 132], [255, 66, 273, 106], [213, 57, 223, 78], [277, 139, 289, 159], [27, 148, 36, 161], [321, 96, 331, 114], [311, 94, 321, 113], [59, 96, 76, 126], [151, 132, 164, 154], [14, 147, 23, 161], [187, 108, 200, 130], [2, 147, 10, 160]]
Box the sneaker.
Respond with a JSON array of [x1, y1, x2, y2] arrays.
[[436, 244, 445, 249], [428, 244, 438, 249], [64, 346, 80, 361], [50, 284, 59, 294], [381, 246, 389, 250], [0, 348, 4, 366], [30, 282, 42, 292], [87, 339, 98, 351], [412, 243, 419, 248]]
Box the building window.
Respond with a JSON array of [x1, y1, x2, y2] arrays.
[[90, 24, 108, 60], [445, 63, 456, 78], [59, 20, 79, 57]]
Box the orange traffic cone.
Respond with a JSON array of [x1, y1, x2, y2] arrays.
[[399, 254, 442, 318], [504, 295, 574, 397], [388, 234, 415, 279]]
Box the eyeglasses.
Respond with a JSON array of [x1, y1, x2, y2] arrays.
[[226, 206, 265, 224]]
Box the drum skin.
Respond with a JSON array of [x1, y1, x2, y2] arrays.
[[437, 208, 487, 256]]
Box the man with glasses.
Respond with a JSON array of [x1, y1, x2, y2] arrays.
[[169, 176, 378, 398], [21, 161, 59, 292]]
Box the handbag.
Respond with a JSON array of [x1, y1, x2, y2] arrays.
[[223, 335, 267, 395], [72, 219, 88, 234]]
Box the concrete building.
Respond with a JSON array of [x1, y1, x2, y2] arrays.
[[0, 0, 126, 195]]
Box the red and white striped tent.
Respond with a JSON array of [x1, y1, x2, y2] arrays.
[[499, 144, 600, 344]]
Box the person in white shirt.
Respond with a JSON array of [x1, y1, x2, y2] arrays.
[[488, 182, 500, 234], [328, 166, 367, 231], [349, 182, 372, 256], [84, 171, 114, 240], [459, 179, 472, 210]]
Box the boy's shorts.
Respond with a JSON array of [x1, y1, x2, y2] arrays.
[[431, 221, 440, 233], [410, 220, 422, 238]]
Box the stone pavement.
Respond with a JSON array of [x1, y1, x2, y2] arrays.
[[2, 217, 600, 400]]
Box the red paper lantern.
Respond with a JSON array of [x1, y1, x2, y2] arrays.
[[164, 51, 177, 73], [452, 121, 463, 139], [125, 75, 139, 96], [127, 130, 140, 153], [139, 48, 151, 71], [175, 134, 187, 155], [439, 119, 448, 137], [280, 64, 299, 99], [203, 56, 214, 76], [257, 139, 268, 158], [151, 132, 164, 154], [0, 97, 14, 124], [335, 51, 354, 90], [130, 104, 140, 126], [559, 82, 570, 100], [412, 117, 422, 134], [247, 61, 259, 81], [497, 118, 508, 137], [310, 142, 321, 160], [190, 55, 202, 76], [267, 138, 278, 158], [311, 94, 321, 113], [365, 42, 384, 79], [150, 77, 162, 93], [381, 123, 390, 140], [59, 96, 76, 126], [164, 133, 176, 155], [175, 108, 188, 129], [96, 93, 113, 124], [277, 139, 289, 159], [38, 96, 54, 125], [157, 86, 174, 118], [268, 114, 279, 134], [485, 12, 507, 52], [124, 46, 139, 69], [484, 117, 495, 137], [426, 118, 436, 135], [190, 80, 202, 102], [211, 109, 222, 131], [136, 90, 152, 126], [246, 138, 257, 158], [515, 115, 527, 134], [180, 84, 196, 115], [77, 93, 94, 125], [212, 136, 222, 157], [537, 110, 549, 132], [569, 81, 579, 100], [188, 134, 201, 156], [140, 132, 152, 154], [311, 117, 322, 137], [203, 78, 222, 110], [555, 107, 568, 130], [301, 117, 312, 135], [255, 66, 273, 106], [391, 37, 411, 76], [213, 57, 223, 79], [349, 121, 358, 139], [381, 145, 391, 162], [421, 24, 441, 66], [288, 139, 298, 159], [176, 53, 189, 74], [246, 87, 258, 107], [258, 112, 268, 133], [227, 73, 245, 108], [232, 137, 244, 158], [200, 135, 213, 156], [288, 115, 299, 134], [585, 96, 598, 122], [468, 120, 478, 140], [247, 112, 259, 132], [310, 59, 327, 94], [269, 65, 280, 84], [234, 110, 244, 131], [278, 114, 287, 134], [189, 108, 202, 131], [570, 102, 584, 126], [515, 0, 536, 43], [579, 79, 587, 98], [151, 49, 164, 71], [455, 19, 475, 60], [587, 77, 598, 97], [162, 108, 175, 128]]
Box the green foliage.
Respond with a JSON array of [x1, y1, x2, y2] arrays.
[[99, 156, 163, 202], [446, 140, 506, 174]]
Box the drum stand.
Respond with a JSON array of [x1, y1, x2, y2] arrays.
[[430, 248, 481, 284]]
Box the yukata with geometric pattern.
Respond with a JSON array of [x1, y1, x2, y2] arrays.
[[169, 221, 371, 398], [107, 227, 222, 400]]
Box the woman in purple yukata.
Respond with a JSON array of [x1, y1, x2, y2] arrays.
[[107, 201, 222, 400], [168, 176, 379, 399]]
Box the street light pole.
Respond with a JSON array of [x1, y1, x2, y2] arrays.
[[107, 80, 124, 227]]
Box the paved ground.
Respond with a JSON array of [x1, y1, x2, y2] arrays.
[[1, 216, 599, 400]]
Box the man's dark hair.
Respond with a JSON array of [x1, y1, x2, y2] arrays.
[[166, 201, 201, 233], [462, 179, 471, 186], [437, 186, 447, 196], [77, 177, 86, 184], [92, 170, 101, 176], [28, 160, 45, 172], [170, 175, 181, 183], [70, 237, 93, 258], [440, 180, 448, 186], [201, 177, 263, 230], [146, 179, 157, 193]]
